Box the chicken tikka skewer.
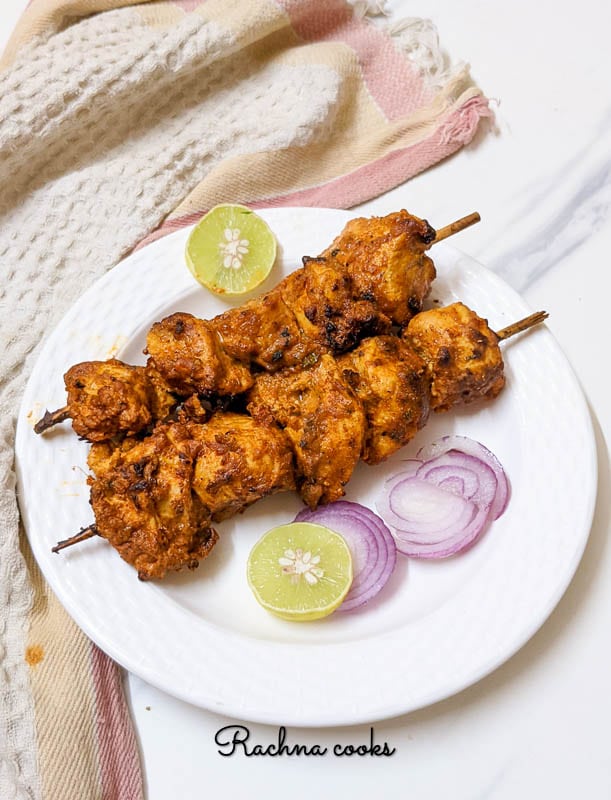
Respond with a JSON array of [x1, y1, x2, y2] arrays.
[[51, 304, 547, 580], [35, 210, 480, 441]]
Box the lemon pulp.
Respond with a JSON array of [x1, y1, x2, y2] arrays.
[[247, 522, 353, 622], [185, 204, 277, 295]]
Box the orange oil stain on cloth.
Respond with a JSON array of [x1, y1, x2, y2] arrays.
[[25, 644, 45, 666]]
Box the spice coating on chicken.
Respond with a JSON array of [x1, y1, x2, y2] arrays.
[[248, 354, 366, 508], [212, 287, 316, 371], [280, 256, 390, 354], [190, 412, 295, 521], [339, 336, 431, 464], [320, 210, 437, 326], [64, 360, 165, 442], [145, 363, 179, 421], [146, 312, 254, 397], [404, 302, 505, 412], [88, 423, 217, 580], [212, 209, 435, 371], [62, 296, 539, 580]]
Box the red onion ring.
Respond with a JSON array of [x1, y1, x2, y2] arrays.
[[416, 436, 510, 520], [295, 500, 397, 612], [376, 437, 510, 559], [378, 475, 492, 558], [416, 451, 498, 510]]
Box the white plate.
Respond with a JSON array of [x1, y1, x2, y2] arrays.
[[16, 208, 596, 726]]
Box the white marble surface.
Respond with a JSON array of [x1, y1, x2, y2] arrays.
[[3, 1, 610, 798]]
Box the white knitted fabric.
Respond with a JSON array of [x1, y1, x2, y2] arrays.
[[0, 7, 341, 796]]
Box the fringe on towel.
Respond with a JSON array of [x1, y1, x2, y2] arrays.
[[347, 2, 473, 95]]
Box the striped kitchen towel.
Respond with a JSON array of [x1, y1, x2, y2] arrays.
[[0, 1, 491, 798]]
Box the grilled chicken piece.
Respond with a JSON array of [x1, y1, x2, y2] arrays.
[[146, 364, 179, 421], [88, 423, 217, 580], [212, 287, 316, 372], [404, 302, 505, 412], [63, 359, 175, 443], [146, 312, 254, 397], [280, 256, 389, 354], [211, 255, 388, 373], [248, 354, 366, 508], [87, 413, 294, 577], [320, 209, 437, 326], [339, 336, 430, 464], [190, 412, 295, 521]]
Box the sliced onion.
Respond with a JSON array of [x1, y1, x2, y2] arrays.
[[376, 436, 510, 560], [295, 500, 396, 612], [416, 436, 510, 520], [416, 451, 498, 511], [378, 475, 492, 558], [376, 468, 425, 533]]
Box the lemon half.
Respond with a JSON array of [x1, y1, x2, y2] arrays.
[[247, 522, 353, 622], [185, 204, 277, 295]]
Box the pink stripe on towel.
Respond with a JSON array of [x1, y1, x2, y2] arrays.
[[256, 98, 493, 208], [91, 645, 144, 800], [277, 0, 429, 119]]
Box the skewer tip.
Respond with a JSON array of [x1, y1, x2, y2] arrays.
[[433, 212, 481, 243], [495, 310, 549, 341], [52, 525, 98, 553], [34, 406, 70, 434]]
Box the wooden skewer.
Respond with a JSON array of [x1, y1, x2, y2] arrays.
[[34, 406, 70, 434], [434, 212, 481, 243], [52, 525, 99, 553], [495, 310, 549, 341]]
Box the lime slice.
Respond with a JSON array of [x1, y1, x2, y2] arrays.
[[247, 522, 353, 622], [185, 204, 277, 295]]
